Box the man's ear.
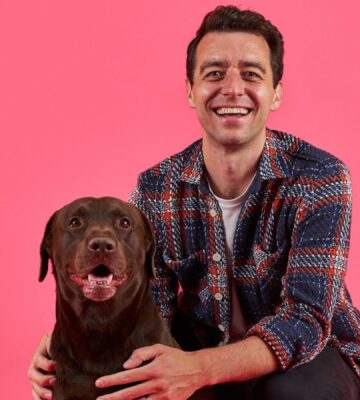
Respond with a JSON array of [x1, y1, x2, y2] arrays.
[[39, 212, 57, 282], [270, 81, 283, 111], [186, 79, 196, 108]]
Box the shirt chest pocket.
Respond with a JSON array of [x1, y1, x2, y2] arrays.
[[252, 244, 288, 305], [163, 250, 208, 291]]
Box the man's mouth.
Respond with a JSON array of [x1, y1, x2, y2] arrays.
[[71, 264, 128, 302], [214, 107, 251, 116]]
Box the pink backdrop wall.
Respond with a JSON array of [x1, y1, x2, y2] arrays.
[[1, 1, 359, 397]]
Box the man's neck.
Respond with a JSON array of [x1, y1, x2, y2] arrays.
[[203, 134, 265, 199]]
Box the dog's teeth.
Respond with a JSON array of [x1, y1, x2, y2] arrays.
[[87, 273, 114, 286]]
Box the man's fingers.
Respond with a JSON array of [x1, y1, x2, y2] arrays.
[[35, 333, 51, 356], [32, 353, 56, 373], [123, 344, 164, 369], [97, 380, 156, 400], [31, 382, 53, 400], [28, 363, 55, 387], [96, 363, 153, 389], [45, 332, 53, 355], [28, 359, 56, 400], [32, 388, 41, 400], [97, 344, 179, 388]]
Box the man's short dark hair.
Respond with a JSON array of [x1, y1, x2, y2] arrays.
[[186, 5, 284, 88]]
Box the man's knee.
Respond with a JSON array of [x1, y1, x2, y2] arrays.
[[253, 373, 310, 400], [253, 347, 360, 400], [254, 374, 359, 400]]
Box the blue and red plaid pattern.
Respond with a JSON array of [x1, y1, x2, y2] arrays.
[[129, 129, 360, 376]]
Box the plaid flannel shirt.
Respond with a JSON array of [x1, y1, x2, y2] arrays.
[[129, 129, 360, 376]]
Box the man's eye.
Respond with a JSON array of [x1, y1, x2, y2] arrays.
[[242, 71, 262, 81], [118, 217, 131, 229], [205, 70, 224, 80], [68, 217, 82, 228]]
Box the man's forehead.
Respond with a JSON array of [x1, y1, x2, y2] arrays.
[[195, 31, 271, 67]]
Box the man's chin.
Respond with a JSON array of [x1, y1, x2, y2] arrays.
[[202, 123, 267, 149], [204, 132, 260, 149]]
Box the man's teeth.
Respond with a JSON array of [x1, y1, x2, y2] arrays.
[[215, 107, 250, 115]]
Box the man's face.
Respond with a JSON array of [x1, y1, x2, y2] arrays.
[[187, 31, 282, 148]]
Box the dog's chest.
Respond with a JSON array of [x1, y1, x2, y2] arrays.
[[53, 368, 129, 400], [51, 333, 132, 400]]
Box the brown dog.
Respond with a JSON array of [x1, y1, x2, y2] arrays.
[[40, 197, 211, 400]]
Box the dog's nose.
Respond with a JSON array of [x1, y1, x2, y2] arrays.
[[88, 237, 116, 253]]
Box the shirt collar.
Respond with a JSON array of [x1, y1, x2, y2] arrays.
[[259, 129, 301, 180], [180, 129, 301, 185], [180, 139, 204, 184]]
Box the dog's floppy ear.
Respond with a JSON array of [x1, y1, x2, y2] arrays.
[[138, 210, 157, 279], [39, 211, 57, 282]]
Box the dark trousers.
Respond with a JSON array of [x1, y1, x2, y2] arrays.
[[213, 346, 360, 400]]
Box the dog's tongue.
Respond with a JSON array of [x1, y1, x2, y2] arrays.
[[87, 273, 113, 286]]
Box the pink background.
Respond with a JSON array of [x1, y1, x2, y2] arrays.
[[1, 1, 359, 397]]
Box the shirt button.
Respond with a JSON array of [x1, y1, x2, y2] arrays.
[[213, 253, 221, 262], [214, 292, 223, 301], [209, 208, 217, 217], [218, 324, 225, 332]]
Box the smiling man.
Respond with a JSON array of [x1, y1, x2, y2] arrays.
[[29, 6, 360, 400]]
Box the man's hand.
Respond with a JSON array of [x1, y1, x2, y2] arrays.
[[95, 336, 279, 400], [28, 332, 56, 400], [95, 344, 207, 400]]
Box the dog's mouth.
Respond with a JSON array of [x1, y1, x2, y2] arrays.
[[88, 264, 114, 286], [71, 264, 128, 302]]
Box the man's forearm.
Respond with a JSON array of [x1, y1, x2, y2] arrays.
[[194, 335, 280, 387]]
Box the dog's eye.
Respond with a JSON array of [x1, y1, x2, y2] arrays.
[[118, 217, 131, 229], [68, 217, 82, 228]]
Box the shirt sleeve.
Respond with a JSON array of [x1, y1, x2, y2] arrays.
[[246, 161, 352, 370], [129, 178, 179, 326]]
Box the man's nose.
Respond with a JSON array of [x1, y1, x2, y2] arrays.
[[220, 71, 245, 96]]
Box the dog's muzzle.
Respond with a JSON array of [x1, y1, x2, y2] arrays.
[[71, 264, 128, 302]]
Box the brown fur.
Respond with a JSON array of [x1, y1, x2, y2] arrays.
[[40, 197, 190, 399]]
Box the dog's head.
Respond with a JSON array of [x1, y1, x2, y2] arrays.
[[39, 197, 156, 303]]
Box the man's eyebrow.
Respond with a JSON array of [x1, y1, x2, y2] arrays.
[[239, 60, 267, 74], [199, 60, 228, 74], [199, 59, 268, 75]]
